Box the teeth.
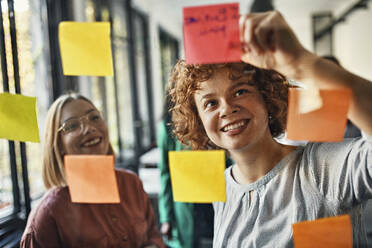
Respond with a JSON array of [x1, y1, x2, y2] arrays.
[[223, 121, 246, 132], [83, 138, 101, 147]]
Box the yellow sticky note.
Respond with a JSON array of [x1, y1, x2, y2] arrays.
[[0, 93, 40, 142], [65, 155, 120, 203], [59, 22, 113, 76], [169, 150, 226, 203], [292, 215, 352, 248]]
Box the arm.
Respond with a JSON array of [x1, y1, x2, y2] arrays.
[[20, 196, 61, 248], [137, 175, 165, 248], [157, 121, 175, 239], [239, 11, 372, 135], [304, 136, 372, 205]]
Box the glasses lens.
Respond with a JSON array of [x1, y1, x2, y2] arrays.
[[63, 119, 81, 133], [88, 111, 103, 123]]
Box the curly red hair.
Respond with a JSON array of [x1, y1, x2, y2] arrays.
[[168, 60, 289, 150]]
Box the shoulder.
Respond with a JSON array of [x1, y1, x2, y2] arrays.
[[115, 168, 143, 187], [298, 136, 371, 178], [33, 187, 70, 214], [116, 168, 139, 179], [23, 187, 68, 235], [115, 169, 150, 205], [302, 136, 367, 162]]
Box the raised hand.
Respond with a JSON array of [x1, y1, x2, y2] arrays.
[[240, 11, 313, 80]]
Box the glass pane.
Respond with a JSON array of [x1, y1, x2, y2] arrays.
[[76, 1, 121, 155], [16, 0, 50, 199], [1, 0, 16, 93], [112, 1, 135, 159], [160, 30, 179, 90], [105, 77, 120, 154], [0, 140, 13, 217], [134, 13, 151, 149], [101, 6, 119, 156]]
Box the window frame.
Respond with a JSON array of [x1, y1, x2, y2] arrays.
[[0, 0, 36, 246]]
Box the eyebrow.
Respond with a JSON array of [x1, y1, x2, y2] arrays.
[[198, 81, 256, 100], [230, 81, 256, 90], [62, 108, 96, 123], [200, 92, 216, 101]]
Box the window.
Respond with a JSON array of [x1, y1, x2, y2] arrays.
[[110, 0, 135, 161], [0, 0, 50, 246], [159, 28, 179, 91], [0, 140, 12, 218], [312, 12, 333, 55], [1, 0, 159, 245], [75, 0, 122, 158], [133, 10, 155, 152], [0, 0, 50, 216], [66, 0, 156, 168]]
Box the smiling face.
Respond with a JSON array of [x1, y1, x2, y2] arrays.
[[194, 67, 272, 152], [59, 99, 110, 155]]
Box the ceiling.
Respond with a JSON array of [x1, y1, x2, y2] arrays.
[[151, 0, 355, 17], [136, 0, 367, 50]]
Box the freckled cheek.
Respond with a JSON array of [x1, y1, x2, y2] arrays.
[[205, 114, 219, 135]]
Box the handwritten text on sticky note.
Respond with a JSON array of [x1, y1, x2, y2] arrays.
[[0, 93, 40, 142], [65, 155, 120, 203], [286, 88, 351, 142], [183, 3, 241, 64], [169, 150, 226, 203], [59, 22, 113, 76], [292, 215, 352, 248]]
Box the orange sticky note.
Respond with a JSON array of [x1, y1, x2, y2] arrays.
[[64, 155, 120, 203], [286, 88, 351, 142], [168, 150, 226, 203], [183, 3, 241, 64], [292, 215, 352, 248]]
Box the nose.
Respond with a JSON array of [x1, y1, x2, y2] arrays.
[[80, 116, 97, 134], [220, 99, 239, 118]]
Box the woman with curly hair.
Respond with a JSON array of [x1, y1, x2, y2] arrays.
[[168, 11, 372, 247]]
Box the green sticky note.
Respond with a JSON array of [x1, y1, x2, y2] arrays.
[[0, 93, 40, 142], [169, 150, 226, 203], [59, 22, 113, 76]]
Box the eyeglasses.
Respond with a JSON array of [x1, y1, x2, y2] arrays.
[[58, 110, 104, 135]]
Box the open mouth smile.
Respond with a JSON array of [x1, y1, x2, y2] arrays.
[[221, 119, 249, 133], [81, 137, 102, 147]]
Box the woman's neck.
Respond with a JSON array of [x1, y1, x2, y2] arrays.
[[230, 137, 296, 185]]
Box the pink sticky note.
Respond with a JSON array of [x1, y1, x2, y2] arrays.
[[65, 155, 120, 203], [183, 3, 241, 64]]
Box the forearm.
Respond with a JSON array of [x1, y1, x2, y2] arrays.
[[293, 53, 372, 135]]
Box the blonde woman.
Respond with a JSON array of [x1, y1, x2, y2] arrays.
[[21, 93, 164, 248]]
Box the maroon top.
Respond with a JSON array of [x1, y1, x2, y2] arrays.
[[21, 169, 165, 248]]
